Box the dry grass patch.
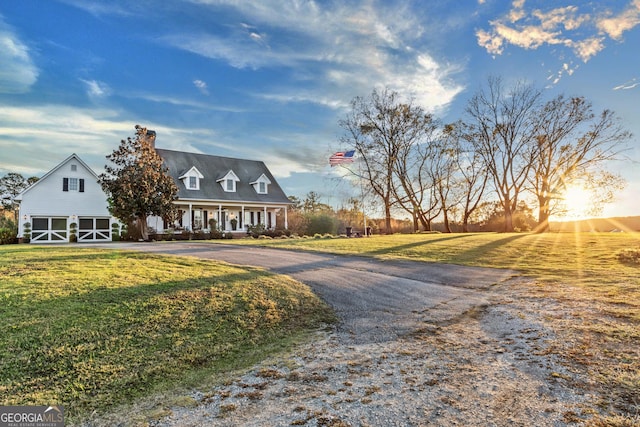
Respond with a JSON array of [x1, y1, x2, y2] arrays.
[[218, 232, 640, 423]]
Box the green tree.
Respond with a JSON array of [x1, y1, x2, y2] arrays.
[[99, 125, 178, 241], [302, 191, 332, 213], [1, 173, 38, 211]]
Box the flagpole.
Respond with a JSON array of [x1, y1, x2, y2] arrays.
[[330, 150, 366, 236], [358, 157, 368, 237]]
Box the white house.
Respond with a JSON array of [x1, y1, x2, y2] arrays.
[[15, 143, 292, 241], [150, 148, 291, 233], [16, 154, 116, 243]]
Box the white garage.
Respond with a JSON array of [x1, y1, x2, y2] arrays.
[[16, 154, 117, 243]]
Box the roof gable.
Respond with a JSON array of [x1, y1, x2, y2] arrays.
[[16, 154, 99, 200], [178, 166, 204, 180], [216, 170, 240, 183], [250, 173, 271, 185]]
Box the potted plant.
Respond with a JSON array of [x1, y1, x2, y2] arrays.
[[69, 222, 78, 242], [22, 222, 31, 243], [230, 218, 238, 231], [111, 223, 120, 241]]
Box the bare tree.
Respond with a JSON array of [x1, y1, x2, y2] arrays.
[[465, 76, 542, 232], [530, 95, 631, 231], [339, 88, 438, 234], [444, 122, 489, 232], [392, 139, 441, 232]]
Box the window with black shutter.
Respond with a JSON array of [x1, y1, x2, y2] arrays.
[[63, 178, 69, 191], [79, 179, 85, 192]]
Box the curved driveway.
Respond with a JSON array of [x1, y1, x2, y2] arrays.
[[87, 242, 517, 344]]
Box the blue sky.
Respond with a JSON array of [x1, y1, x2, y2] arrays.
[[1, 0, 639, 218]]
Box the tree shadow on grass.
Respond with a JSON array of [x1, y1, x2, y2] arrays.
[[2, 267, 330, 421], [453, 234, 529, 265], [364, 234, 475, 256]]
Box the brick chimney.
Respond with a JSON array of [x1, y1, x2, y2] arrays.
[[145, 130, 156, 148]]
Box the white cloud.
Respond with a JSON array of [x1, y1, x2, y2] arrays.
[[80, 79, 111, 98], [129, 92, 248, 113], [597, 1, 640, 40], [0, 17, 38, 93], [0, 104, 217, 174], [477, 2, 640, 66], [171, 0, 462, 112], [570, 36, 605, 62], [613, 78, 639, 90], [57, 0, 132, 17], [193, 79, 209, 95]]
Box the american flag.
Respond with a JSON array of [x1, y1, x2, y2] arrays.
[[329, 150, 355, 166]]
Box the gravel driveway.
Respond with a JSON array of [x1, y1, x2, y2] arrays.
[[83, 242, 593, 426], [114, 242, 516, 344]]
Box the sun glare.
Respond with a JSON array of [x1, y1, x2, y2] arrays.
[[558, 185, 593, 221]]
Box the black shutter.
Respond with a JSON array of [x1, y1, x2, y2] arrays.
[[63, 178, 69, 192], [79, 179, 85, 193]]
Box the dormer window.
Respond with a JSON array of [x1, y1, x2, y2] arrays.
[[250, 174, 271, 194], [179, 167, 204, 191], [217, 170, 240, 193]]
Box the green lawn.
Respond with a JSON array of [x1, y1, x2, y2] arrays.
[[0, 246, 334, 423]]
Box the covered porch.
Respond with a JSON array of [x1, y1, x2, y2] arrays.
[[148, 201, 289, 234]]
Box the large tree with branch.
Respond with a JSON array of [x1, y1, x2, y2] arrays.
[[99, 125, 178, 241], [339, 88, 440, 233], [465, 76, 542, 232], [530, 95, 631, 231], [444, 121, 489, 232]]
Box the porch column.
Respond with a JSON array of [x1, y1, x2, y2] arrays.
[[188, 203, 192, 231], [284, 206, 288, 230], [218, 205, 222, 230], [263, 206, 267, 227], [241, 205, 245, 229]]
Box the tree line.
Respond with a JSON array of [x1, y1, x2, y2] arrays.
[[338, 76, 631, 233]]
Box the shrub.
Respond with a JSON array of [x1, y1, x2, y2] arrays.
[[0, 217, 17, 244], [0, 228, 17, 244], [306, 213, 338, 236], [192, 230, 207, 240], [246, 223, 266, 238], [618, 248, 640, 265]]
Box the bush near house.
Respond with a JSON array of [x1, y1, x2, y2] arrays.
[[0, 216, 17, 244]]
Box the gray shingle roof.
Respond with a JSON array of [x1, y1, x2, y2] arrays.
[[156, 148, 291, 204]]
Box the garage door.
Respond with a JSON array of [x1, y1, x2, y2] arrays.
[[31, 217, 68, 243], [78, 218, 111, 242]]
